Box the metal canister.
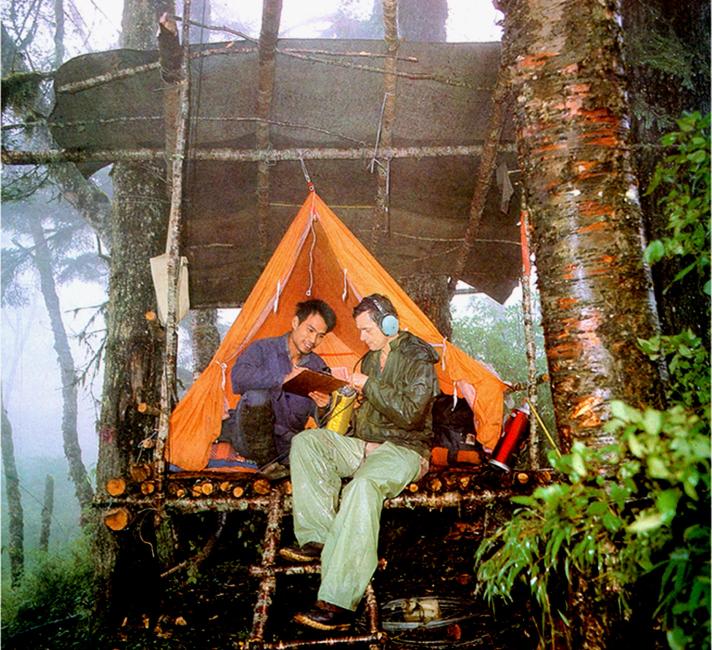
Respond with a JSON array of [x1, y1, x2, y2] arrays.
[[489, 403, 531, 471], [325, 385, 357, 435]]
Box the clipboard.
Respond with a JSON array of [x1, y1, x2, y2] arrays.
[[283, 368, 348, 397]]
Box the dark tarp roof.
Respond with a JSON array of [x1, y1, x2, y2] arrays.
[[49, 39, 521, 307]]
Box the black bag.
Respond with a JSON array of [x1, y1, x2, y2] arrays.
[[430, 393, 483, 466]]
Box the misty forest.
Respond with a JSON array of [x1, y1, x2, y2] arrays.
[[1, 0, 709, 648]]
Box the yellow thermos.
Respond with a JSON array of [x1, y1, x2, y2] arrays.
[[325, 386, 357, 435]]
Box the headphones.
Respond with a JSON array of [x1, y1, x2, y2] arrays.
[[366, 294, 400, 336]]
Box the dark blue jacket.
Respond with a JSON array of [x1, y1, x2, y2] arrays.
[[231, 334, 329, 456]]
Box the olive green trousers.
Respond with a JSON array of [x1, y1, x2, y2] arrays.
[[289, 427, 422, 611]]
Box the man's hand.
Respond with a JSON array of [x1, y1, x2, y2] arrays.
[[350, 371, 369, 392], [330, 366, 351, 381], [309, 390, 331, 408]]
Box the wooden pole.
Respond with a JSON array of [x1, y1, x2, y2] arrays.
[[447, 62, 510, 296], [520, 206, 541, 468], [54, 43, 479, 96], [370, 0, 398, 254], [2, 142, 515, 166], [255, 0, 283, 263], [249, 487, 285, 643], [154, 0, 193, 484]]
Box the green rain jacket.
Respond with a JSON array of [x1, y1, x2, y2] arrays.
[[353, 331, 440, 459]]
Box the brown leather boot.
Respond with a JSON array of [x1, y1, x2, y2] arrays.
[[294, 600, 354, 631]]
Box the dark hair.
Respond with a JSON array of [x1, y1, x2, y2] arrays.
[[295, 299, 337, 332], [352, 294, 397, 322]]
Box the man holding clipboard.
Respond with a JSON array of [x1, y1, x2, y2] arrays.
[[226, 299, 338, 472]]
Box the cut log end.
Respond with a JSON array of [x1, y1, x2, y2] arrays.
[[106, 477, 127, 497], [104, 507, 131, 531], [137, 402, 161, 417], [141, 480, 156, 495], [252, 478, 271, 495]]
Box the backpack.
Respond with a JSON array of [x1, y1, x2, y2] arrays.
[[430, 393, 483, 467]]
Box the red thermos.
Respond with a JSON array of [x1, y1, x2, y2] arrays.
[[489, 403, 531, 471]]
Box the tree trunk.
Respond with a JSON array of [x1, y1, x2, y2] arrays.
[[398, 0, 448, 42], [191, 308, 220, 376], [28, 215, 94, 513], [499, 0, 664, 458], [94, 0, 173, 625], [39, 474, 55, 553], [397, 273, 452, 339], [622, 0, 711, 345], [1, 402, 24, 586]]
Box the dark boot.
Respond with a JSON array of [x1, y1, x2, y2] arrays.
[[234, 399, 276, 467], [294, 600, 354, 631]]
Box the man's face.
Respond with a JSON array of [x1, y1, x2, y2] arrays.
[[289, 312, 329, 357], [355, 311, 389, 352]]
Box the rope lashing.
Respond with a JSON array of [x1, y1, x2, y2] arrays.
[[305, 218, 317, 297], [369, 91, 392, 173], [299, 155, 315, 192]]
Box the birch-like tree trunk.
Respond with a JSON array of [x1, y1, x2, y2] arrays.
[[1, 402, 24, 586], [39, 474, 55, 553], [28, 215, 94, 512], [500, 0, 664, 457]]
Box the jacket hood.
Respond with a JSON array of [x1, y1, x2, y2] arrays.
[[393, 331, 440, 365]]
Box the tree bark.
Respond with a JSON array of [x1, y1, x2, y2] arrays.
[[191, 308, 220, 376], [255, 0, 282, 264], [500, 0, 664, 457], [54, 0, 64, 67], [28, 214, 94, 513], [39, 474, 55, 553], [1, 402, 24, 586], [397, 273, 452, 340], [93, 0, 173, 625]]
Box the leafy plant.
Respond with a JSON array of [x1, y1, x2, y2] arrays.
[[1, 539, 96, 646], [475, 114, 711, 649], [644, 111, 710, 295], [476, 399, 710, 648]]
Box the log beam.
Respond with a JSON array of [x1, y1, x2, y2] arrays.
[[2, 142, 516, 165]]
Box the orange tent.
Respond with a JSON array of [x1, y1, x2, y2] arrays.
[[166, 192, 508, 471]]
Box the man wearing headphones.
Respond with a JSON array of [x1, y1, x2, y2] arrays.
[[282, 294, 440, 631]]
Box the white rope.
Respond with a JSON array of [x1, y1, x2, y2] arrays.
[[273, 279, 281, 313], [342, 268, 348, 301], [216, 360, 227, 390], [305, 218, 317, 296]]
